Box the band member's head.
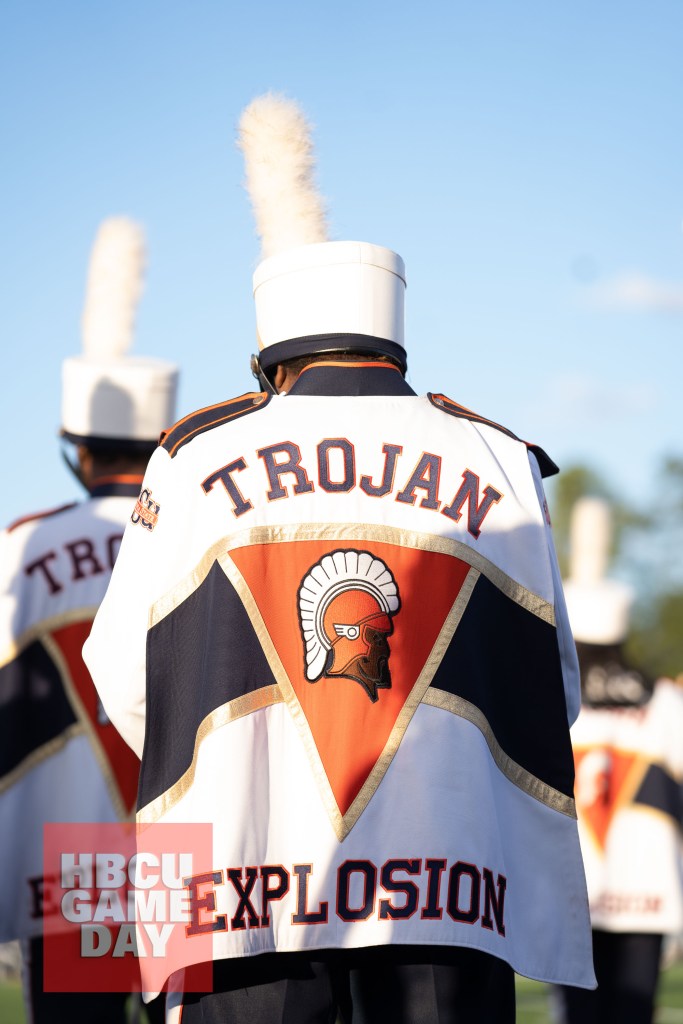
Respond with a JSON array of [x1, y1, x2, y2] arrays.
[[60, 217, 178, 489]]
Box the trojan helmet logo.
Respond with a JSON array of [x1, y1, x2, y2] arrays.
[[211, 532, 476, 834], [298, 549, 400, 702]]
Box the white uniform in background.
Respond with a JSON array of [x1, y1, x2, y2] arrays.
[[0, 484, 144, 941], [564, 498, 683, 937], [572, 676, 683, 935], [0, 217, 177, 1024], [557, 497, 683, 1024]]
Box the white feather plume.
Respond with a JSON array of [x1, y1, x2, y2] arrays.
[[81, 217, 146, 359], [564, 496, 634, 644], [569, 497, 612, 585], [238, 93, 328, 259]]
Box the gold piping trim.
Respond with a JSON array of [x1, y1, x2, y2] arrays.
[[580, 825, 606, 859], [42, 634, 132, 821], [0, 607, 101, 670], [572, 743, 683, 786], [627, 802, 682, 828], [144, 523, 556, 839], [217, 553, 348, 839], [0, 723, 84, 795], [575, 749, 650, 854], [422, 688, 577, 818], [149, 523, 554, 629], [149, 535, 237, 628], [583, 800, 681, 860], [340, 568, 481, 837], [137, 685, 283, 824], [139, 571, 568, 833], [218, 557, 482, 841]]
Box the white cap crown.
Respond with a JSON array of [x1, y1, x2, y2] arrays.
[[254, 240, 405, 356], [61, 355, 178, 445], [61, 218, 178, 446], [563, 497, 634, 645]]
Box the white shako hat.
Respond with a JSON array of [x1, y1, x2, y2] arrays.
[[238, 94, 407, 376], [563, 497, 634, 645], [61, 217, 178, 453]]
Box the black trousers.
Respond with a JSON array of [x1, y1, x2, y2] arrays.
[[554, 930, 664, 1024], [178, 946, 516, 1024], [22, 936, 166, 1024], [23, 936, 128, 1024]]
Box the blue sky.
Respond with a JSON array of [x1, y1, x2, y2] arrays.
[[1, 0, 681, 527]]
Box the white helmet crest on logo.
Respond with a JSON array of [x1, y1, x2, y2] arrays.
[[298, 550, 400, 682]]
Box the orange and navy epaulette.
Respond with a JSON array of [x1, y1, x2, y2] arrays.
[[7, 501, 78, 534], [428, 393, 559, 478], [160, 392, 272, 459]]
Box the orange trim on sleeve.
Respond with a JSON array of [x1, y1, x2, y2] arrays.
[[166, 393, 265, 435], [7, 502, 77, 533], [167, 401, 267, 457]]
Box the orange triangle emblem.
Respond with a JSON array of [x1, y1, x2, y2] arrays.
[[574, 746, 647, 851], [227, 534, 476, 839], [48, 621, 140, 817]]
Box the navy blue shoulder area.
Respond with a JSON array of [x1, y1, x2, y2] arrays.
[[427, 393, 559, 478], [160, 392, 272, 459], [7, 502, 78, 533]]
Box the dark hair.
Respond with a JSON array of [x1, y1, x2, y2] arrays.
[[280, 350, 398, 376], [61, 430, 157, 458], [85, 445, 154, 468], [576, 642, 654, 708]]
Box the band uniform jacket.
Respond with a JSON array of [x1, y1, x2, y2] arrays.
[[572, 677, 683, 934], [0, 478, 143, 940], [84, 361, 595, 989]]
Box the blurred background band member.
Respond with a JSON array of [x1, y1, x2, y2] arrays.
[[0, 218, 177, 1023], [555, 497, 683, 1024]]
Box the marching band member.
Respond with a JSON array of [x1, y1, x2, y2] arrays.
[[0, 218, 177, 1022], [557, 497, 683, 1024], [85, 96, 594, 1023]]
